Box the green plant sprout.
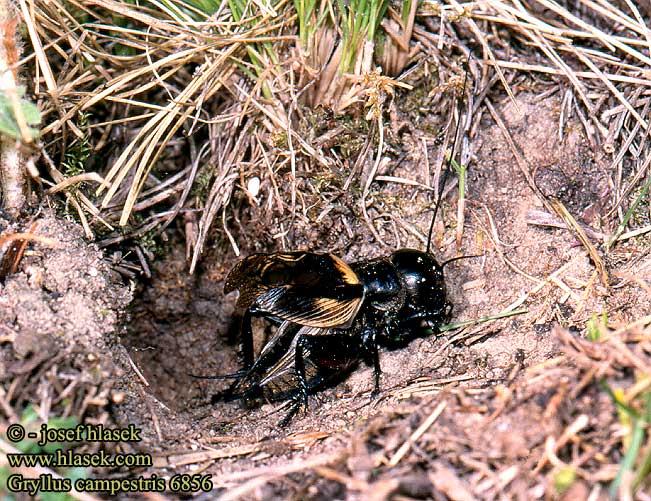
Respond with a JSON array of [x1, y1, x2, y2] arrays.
[[586, 312, 608, 342]]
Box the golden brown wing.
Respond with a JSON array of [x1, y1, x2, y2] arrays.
[[224, 252, 364, 328]]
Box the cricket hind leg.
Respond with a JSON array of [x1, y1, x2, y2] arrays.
[[281, 333, 362, 424], [214, 322, 302, 404], [233, 308, 285, 369], [240, 310, 255, 368]]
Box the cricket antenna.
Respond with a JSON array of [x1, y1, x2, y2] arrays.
[[426, 56, 471, 255], [441, 253, 482, 268]]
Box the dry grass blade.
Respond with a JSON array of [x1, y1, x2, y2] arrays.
[[47, 172, 104, 194], [451, 0, 519, 112], [19, 0, 297, 245], [0, 223, 58, 280], [549, 199, 609, 287], [464, 0, 651, 157], [17, 0, 650, 253], [189, 119, 248, 272], [388, 401, 446, 466], [156, 443, 261, 467], [18, 0, 57, 100], [379, 1, 418, 76], [98, 51, 239, 225], [535, 0, 651, 65], [215, 451, 342, 487]]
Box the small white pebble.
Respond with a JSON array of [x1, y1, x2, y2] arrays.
[[88, 267, 98, 277], [25, 266, 43, 288], [111, 391, 125, 404], [247, 176, 261, 198], [528, 483, 545, 498]]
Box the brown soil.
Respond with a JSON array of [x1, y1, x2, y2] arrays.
[[3, 91, 650, 499]]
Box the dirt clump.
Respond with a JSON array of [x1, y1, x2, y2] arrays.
[[0, 209, 131, 439]]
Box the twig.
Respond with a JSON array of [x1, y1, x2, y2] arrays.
[[388, 401, 447, 466]]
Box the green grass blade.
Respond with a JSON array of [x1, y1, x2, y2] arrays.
[[607, 176, 651, 250], [610, 416, 646, 499], [439, 309, 528, 332]]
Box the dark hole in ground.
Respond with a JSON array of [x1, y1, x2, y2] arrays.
[[123, 242, 239, 414]]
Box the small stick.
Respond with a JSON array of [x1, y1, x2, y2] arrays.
[[388, 401, 447, 466]]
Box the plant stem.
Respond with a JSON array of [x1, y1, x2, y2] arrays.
[[0, 1, 25, 215]]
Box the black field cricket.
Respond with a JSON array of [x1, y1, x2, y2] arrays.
[[220, 248, 452, 422]]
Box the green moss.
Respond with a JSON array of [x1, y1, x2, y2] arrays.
[[62, 112, 91, 179], [191, 163, 217, 201], [136, 228, 165, 257]]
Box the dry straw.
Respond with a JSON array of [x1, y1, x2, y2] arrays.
[[10, 0, 650, 265]]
